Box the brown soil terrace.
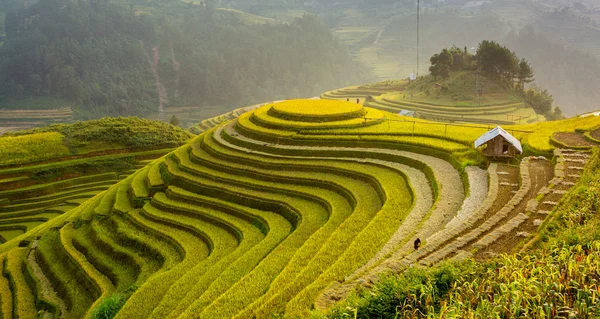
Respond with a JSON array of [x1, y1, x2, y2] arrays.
[[554, 132, 598, 147], [591, 128, 600, 140]]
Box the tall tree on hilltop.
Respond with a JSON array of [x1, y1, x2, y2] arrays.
[[476, 40, 519, 85], [517, 58, 534, 93], [429, 49, 453, 79]]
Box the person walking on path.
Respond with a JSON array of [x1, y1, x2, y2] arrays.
[[414, 238, 421, 250]]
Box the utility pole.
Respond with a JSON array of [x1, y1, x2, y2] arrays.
[[416, 0, 420, 77], [477, 70, 481, 107]]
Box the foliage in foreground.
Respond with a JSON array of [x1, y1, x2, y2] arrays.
[[319, 149, 600, 319]]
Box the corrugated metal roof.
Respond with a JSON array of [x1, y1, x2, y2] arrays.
[[474, 126, 523, 153], [580, 110, 600, 118], [398, 110, 415, 117]]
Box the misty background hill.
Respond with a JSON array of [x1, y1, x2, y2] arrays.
[[220, 0, 600, 116], [0, 0, 599, 120], [0, 0, 363, 121]]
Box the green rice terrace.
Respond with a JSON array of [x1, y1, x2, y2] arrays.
[[0, 99, 600, 318], [0, 97, 76, 135], [322, 72, 545, 126], [0, 118, 193, 243]]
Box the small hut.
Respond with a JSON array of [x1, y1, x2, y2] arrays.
[[474, 126, 522, 158]]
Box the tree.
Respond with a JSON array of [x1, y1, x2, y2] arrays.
[[429, 49, 453, 79], [524, 86, 553, 116], [517, 58, 534, 92], [448, 46, 469, 71], [476, 40, 518, 84], [169, 115, 180, 127]]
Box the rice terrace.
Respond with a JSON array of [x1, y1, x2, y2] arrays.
[[1, 92, 599, 318], [2, 0, 600, 317]]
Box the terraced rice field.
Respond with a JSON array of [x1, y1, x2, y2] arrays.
[[0, 99, 598, 318], [0, 150, 172, 243], [321, 81, 408, 101], [188, 103, 263, 135], [322, 84, 542, 125], [147, 106, 230, 129], [0, 107, 73, 135]]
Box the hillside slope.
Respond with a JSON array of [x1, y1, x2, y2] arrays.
[[0, 100, 598, 318], [0, 118, 192, 243], [323, 73, 544, 126], [0, 0, 360, 120], [321, 147, 600, 318]]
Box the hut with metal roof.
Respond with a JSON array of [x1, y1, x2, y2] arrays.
[[474, 126, 523, 158]]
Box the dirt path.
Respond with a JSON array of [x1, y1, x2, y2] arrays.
[[474, 158, 553, 259], [445, 166, 489, 230], [373, 29, 384, 45], [140, 41, 168, 116], [27, 242, 67, 315], [169, 40, 180, 100], [486, 150, 589, 257]]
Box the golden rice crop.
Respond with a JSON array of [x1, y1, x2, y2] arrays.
[[252, 106, 384, 130], [271, 99, 363, 117], [4, 249, 37, 319]]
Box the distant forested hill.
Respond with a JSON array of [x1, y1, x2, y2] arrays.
[[0, 0, 361, 118], [504, 26, 600, 116]]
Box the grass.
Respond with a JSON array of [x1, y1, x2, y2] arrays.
[[0, 254, 13, 318], [354, 47, 405, 80], [36, 228, 100, 319], [403, 71, 520, 107], [0, 132, 70, 166], [60, 222, 114, 318], [90, 293, 127, 319], [0, 149, 169, 176], [73, 221, 139, 292], [154, 189, 290, 318], [3, 248, 37, 319], [193, 132, 416, 318], [147, 189, 273, 318], [0, 173, 117, 199], [6, 117, 193, 153], [161, 149, 355, 317], [322, 72, 542, 127], [236, 107, 481, 167], [0, 116, 186, 249], [112, 203, 212, 319], [102, 211, 181, 280]]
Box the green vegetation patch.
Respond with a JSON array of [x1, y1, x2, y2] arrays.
[[6, 117, 193, 152], [0, 132, 70, 166]]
